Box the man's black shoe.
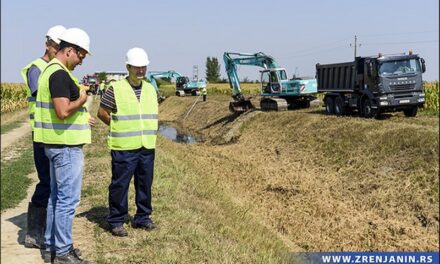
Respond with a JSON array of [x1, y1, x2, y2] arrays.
[[111, 225, 128, 237], [53, 247, 89, 264], [43, 247, 82, 263], [132, 221, 157, 231]]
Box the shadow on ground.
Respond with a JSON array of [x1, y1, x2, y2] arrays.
[[76, 206, 109, 231], [7, 212, 27, 246]]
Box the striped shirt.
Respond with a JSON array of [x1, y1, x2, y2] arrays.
[[100, 79, 142, 113]]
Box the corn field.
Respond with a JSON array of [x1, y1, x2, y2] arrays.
[[1, 83, 27, 113], [424, 81, 439, 114]]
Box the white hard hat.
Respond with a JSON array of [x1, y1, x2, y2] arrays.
[[58, 27, 91, 54], [46, 25, 66, 44], [126, 47, 149, 67]]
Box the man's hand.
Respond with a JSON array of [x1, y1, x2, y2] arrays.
[[88, 116, 96, 127]]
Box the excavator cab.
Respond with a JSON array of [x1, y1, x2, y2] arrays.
[[176, 76, 189, 90], [260, 69, 286, 94]]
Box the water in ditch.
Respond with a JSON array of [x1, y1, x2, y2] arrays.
[[158, 124, 198, 144]]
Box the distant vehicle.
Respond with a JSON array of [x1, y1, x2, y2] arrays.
[[223, 52, 317, 112], [175, 76, 207, 97], [316, 51, 426, 118], [146, 71, 207, 97], [81, 74, 101, 95]]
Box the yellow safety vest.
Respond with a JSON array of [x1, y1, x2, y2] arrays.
[[108, 79, 158, 150], [33, 58, 91, 145], [21, 58, 47, 130]]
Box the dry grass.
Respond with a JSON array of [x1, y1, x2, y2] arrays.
[[77, 99, 287, 263], [71, 95, 438, 262], [160, 95, 439, 251]]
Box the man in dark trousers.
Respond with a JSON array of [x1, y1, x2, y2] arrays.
[[97, 47, 158, 237], [21, 25, 66, 249]]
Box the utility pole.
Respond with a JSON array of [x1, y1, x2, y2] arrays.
[[193, 65, 198, 81], [350, 35, 361, 58]]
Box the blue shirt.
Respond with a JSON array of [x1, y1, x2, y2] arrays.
[[27, 65, 41, 96]]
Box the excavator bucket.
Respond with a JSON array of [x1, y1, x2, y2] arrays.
[[229, 100, 254, 113]]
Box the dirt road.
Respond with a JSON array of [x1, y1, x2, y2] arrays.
[[1, 122, 31, 151], [1, 120, 44, 263], [1, 172, 44, 264]]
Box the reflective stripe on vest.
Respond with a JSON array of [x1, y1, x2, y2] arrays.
[[111, 114, 158, 121], [33, 58, 91, 145], [108, 79, 158, 150], [21, 58, 47, 130], [35, 101, 88, 112]]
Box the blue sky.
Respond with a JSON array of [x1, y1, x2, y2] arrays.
[[1, 0, 438, 82]]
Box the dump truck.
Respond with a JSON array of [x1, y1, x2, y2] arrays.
[[316, 51, 426, 118]]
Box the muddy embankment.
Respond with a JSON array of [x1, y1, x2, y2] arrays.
[[158, 95, 439, 251]]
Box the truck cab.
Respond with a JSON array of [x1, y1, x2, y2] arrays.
[[364, 53, 426, 114]]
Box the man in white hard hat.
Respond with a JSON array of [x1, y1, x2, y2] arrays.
[[33, 27, 92, 264], [97, 47, 158, 237], [21, 25, 66, 250]]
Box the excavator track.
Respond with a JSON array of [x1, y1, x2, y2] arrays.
[[260, 98, 288, 111]]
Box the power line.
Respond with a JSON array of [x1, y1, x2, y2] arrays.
[[284, 38, 351, 58], [362, 40, 439, 46], [286, 44, 347, 58], [360, 30, 438, 38]]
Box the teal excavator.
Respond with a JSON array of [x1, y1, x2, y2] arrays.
[[147, 70, 207, 98], [223, 52, 317, 112]]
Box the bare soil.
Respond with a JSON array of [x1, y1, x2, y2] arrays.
[[1, 122, 30, 151]]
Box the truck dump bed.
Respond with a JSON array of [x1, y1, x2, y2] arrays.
[[316, 62, 357, 92]]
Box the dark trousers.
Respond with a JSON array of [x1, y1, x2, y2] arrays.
[[107, 148, 155, 229], [31, 139, 51, 208]]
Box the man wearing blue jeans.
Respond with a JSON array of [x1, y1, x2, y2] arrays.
[[34, 27, 94, 264], [21, 25, 66, 249]]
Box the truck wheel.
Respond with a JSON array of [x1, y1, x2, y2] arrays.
[[334, 96, 346, 116], [362, 98, 378, 118], [324, 97, 334, 115], [403, 107, 418, 117]]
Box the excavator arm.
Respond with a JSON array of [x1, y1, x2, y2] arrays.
[[146, 70, 183, 103], [223, 52, 279, 112]]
